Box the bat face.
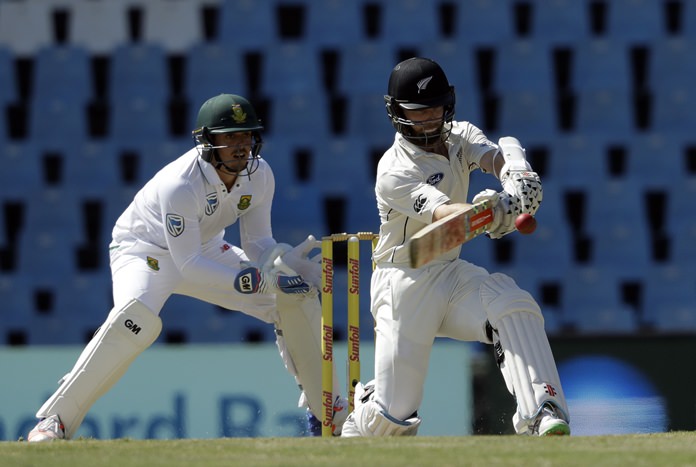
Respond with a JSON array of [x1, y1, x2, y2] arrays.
[[408, 200, 494, 268]]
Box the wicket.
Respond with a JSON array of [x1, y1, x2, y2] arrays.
[[320, 232, 378, 437]]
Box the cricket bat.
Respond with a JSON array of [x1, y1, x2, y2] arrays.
[[408, 199, 494, 268]]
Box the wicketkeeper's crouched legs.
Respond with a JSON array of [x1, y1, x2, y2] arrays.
[[34, 299, 162, 439], [274, 292, 346, 434], [481, 273, 570, 435]]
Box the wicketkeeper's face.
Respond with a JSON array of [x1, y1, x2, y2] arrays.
[[211, 131, 253, 173]]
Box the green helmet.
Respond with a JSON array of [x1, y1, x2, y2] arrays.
[[192, 94, 264, 175], [194, 94, 263, 134]]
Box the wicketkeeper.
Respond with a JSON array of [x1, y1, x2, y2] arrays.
[[341, 58, 570, 437], [27, 94, 348, 442]]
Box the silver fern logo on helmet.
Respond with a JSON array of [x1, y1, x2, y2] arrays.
[[416, 76, 433, 93]]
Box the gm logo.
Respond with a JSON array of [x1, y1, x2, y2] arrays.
[[236, 272, 254, 293], [125, 319, 142, 335]]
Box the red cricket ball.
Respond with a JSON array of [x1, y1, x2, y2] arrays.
[[515, 213, 537, 234]]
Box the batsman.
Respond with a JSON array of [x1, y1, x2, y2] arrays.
[[341, 58, 570, 437], [27, 94, 348, 441]]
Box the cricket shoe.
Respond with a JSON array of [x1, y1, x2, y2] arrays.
[[27, 415, 65, 442], [305, 396, 349, 436], [529, 403, 570, 436]]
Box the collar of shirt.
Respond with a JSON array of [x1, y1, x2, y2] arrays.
[[395, 133, 453, 159], [196, 152, 228, 191]]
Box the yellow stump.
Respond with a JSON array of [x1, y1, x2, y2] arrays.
[[347, 237, 361, 414], [321, 237, 334, 438]]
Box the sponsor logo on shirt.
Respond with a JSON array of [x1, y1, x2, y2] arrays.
[[426, 172, 444, 186], [166, 213, 185, 237], [413, 194, 427, 214], [238, 195, 252, 210], [205, 193, 219, 215]]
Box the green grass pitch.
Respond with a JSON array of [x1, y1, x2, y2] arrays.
[[3, 433, 696, 466]]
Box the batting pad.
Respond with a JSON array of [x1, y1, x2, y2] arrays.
[[274, 292, 340, 416], [481, 273, 569, 434], [36, 299, 162, 439]]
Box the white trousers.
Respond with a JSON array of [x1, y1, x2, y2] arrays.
[[370, 259, 491, 421], [110, 238, 277, 322]]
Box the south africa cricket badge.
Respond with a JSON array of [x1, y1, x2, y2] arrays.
[[238, 195, 252, 210], [146, 256, 160, 271]]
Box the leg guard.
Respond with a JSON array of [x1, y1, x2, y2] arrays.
[[274, 292, 341, 417], [341, 381, 421, 437], [481, 273, 569, 434], [36, 299, 162, 439]]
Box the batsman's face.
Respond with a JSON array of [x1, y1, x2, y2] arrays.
[[212, 131, 253, 173], [402, 106, 445, 135]]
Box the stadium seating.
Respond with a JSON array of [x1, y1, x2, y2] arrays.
[[2, 0, 696, 345]]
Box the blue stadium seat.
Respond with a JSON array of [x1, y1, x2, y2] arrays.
[[549, 133, 609, 189], [495, 39, 554, 92], [72, 0, 129, 53], [110, 96, 169, 145], [585, 179, 651, 274], [649, 38, 696, 90], [266, 93, 330, 145], [651, 87, 695, 134], [606, 0, 663, 44], [314, 137, 378, 233], [382, 0, 439, 45], [30, 46, 91, 146], [531, 0, 589, 45], [573, 38, 631, 92], [314, 137, 371, 196], [33, 44, 91, 104], [0, 0, 52, 55], [261, 43, 322, 97], [185, 43, 247, 129], [143, 0, 203, 53], [499, 90, 557, 140], [29, 97, 89, 147], [346, 92, 394, 147], [63, 141, 121, 198], [626, 132, 684, 188], [0, 45, 14, 107], [666, 177, 696, 272], [305, 0, 363, 47], [562, 266, 638, 334], [111, 42, 169, 102], [337, 41, 396, 95], [0, 141, 42, 199], [684, 0, 696, 37], [218, 0, 276, 49], [17, 188, 84, 283], [453, 0, 515, 45], [0, 274, 32, 332], [574, 89, 634, 144], [513, 180, 573, 272], [642, 264, 696, 331]]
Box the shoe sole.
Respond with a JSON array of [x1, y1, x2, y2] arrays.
[[540, 423, 571, 436]]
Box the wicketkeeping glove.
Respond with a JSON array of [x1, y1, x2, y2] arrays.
[[234, 263, 311, 295], [279, 235, 322, 289]]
